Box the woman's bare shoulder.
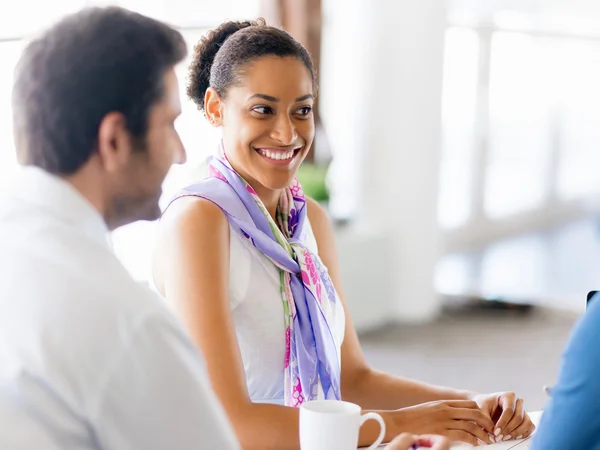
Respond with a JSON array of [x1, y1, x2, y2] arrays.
[[159, 196, 228, 237]]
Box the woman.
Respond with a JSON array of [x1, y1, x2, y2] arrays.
[[153, 19, 535, 449]]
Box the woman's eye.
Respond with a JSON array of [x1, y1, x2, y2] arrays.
[[252, 106, 273, 115], [297, 106, 312, 116]]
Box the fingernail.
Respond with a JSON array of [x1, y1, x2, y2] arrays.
[[503, 435, 512, 441], [494, 428, 502, 436], [498, 435, 504, 441], [489, 434, 495, 443], [516, 435, 523, 440]]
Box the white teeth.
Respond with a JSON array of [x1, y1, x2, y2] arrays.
[[258, 149, 295, 161]]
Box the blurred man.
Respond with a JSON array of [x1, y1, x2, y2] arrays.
[[0, 7, 239, 449]]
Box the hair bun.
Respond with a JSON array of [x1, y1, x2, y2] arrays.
[[187, 19, 265, 111]]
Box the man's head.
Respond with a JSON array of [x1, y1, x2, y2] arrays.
[[12, 7, 188, 228]]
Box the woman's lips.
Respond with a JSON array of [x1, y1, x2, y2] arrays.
[[254, 147, 301, 166]]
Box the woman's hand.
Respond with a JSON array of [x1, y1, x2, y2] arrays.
[[386, 400, 495, 446], [388, 433, 450, 450], [471, 392, 536, 442]]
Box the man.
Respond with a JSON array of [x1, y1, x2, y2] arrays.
[[0, 7, 239, 449]]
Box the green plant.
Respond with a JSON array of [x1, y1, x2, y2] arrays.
[[296, 163, 329, 202]]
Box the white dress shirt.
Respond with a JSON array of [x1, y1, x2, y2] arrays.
[[0, 167, 239, 450]]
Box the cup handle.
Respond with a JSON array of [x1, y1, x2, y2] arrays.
[[359, 412, 386, 449]]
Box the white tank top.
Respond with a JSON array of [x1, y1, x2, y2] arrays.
[[227, 219, 345, 404], [153, 216, 346, 405]]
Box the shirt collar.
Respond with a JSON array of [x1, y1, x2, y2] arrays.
[[11, 166, 111, 249]]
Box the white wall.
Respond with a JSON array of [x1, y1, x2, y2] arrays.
[[321, 0, 446, 324]]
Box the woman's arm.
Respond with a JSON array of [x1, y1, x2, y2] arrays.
[[304, 197, 474, 410]]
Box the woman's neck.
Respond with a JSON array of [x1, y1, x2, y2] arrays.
[[224, 157, 282, 221], [252, 183, 281, 222]]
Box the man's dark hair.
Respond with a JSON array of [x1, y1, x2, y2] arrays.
[[12, 6, 187, 174], [187, 18, 316, 114]]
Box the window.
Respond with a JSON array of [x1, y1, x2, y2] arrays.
[[556, 39, 600, 200], [0, 1, 87, 39], [440, 20, 600, 232], [485, 32, 554, 218], [438, 27, 479, 229]]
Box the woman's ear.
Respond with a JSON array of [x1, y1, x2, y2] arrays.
[[205, 87, 223, 127]]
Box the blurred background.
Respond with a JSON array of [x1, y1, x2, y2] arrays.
[[2, 0, 600, 410]]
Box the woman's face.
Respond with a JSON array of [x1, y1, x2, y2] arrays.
[[210, 56, 315, 191]]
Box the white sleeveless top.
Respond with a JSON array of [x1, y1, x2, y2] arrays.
[[154, 216, 346, 405], [227, 219, 346, 404]]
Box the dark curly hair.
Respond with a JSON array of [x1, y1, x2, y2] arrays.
[[187, 18, 316, 113]]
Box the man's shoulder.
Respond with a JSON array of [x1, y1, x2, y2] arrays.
[[0, 233, 181, 411], [0, 234, 171, 350]]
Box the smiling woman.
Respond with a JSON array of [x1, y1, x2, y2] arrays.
[[150, 18, 535, 450], [152, 20, 348, 449]]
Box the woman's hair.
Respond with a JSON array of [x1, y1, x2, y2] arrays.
[[187, 18, 316, 113]]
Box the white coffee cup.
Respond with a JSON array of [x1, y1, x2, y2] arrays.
[[299, 400, 386, 450]]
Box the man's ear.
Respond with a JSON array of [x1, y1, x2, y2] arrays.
[[97, 112, 134, 172], [204, 87, 224, 126]]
